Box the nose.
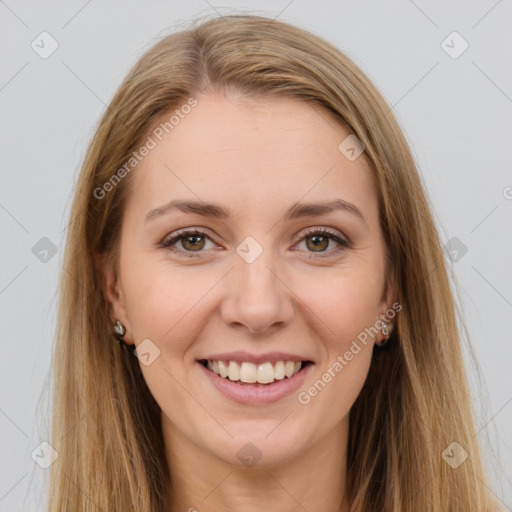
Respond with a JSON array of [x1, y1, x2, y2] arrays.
[[220, 250, 295, 334]]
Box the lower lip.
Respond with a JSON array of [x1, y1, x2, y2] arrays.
[[197, 361, 314, 405]]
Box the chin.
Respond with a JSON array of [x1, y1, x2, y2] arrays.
[[205, 428, 307, 469]]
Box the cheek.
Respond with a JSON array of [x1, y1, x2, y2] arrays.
[[305, 266, 381, 413], [297, 265, 384, 344], [120, 252, 221, 347], [295, 324, 374, 437]]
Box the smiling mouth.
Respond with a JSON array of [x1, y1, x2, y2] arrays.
[[198, 359, 314, 386]]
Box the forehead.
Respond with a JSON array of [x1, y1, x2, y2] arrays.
[[126, 93, 378, 225]]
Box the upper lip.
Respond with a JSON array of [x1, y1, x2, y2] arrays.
[[198, 351, 313, 365]]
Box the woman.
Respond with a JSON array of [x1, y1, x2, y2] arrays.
[[47, 13, 503, 511]]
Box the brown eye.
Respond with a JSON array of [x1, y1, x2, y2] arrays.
[[160, 229, 215, 257], [296, 228, 350, 257], [305, 234, 330, 252], [181, 234, 206, 251]]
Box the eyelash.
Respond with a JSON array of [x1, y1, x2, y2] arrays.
[[158, 227, 351, 259]]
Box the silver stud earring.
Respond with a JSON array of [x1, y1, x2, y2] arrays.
[[376, 320, 391, 347], [113, 321, 127, 346]]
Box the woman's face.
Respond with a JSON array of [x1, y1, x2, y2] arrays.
[[104, 92, 394, 468]]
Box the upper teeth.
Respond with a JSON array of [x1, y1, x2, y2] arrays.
[[206, 360, 303, 384]]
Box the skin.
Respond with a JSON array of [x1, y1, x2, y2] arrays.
[[102, 90, 395, 512]]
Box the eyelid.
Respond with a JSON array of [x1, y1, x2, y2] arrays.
[[295, 226, 349, 244], [162, 227, 216, 244], [293, 227, 351, 255], [160, 227, 219, 256]]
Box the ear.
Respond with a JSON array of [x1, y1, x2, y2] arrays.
[[379, 266, 399, 329], [95, 252, 133, 344]]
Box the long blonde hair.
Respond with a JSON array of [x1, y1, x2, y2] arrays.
[[45, 13, 503, 511]]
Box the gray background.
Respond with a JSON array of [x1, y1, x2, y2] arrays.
[[1, 1, 511, 510]]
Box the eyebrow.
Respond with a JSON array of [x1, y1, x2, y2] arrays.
[[145, 198, 367, 225]]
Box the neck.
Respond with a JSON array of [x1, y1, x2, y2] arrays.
[[162, 413, 351, 512]]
